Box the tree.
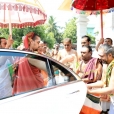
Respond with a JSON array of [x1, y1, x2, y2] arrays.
[[46, 16, 58, 35], [55, 32, 63, 43], [22, 25, 46, 41], [87, 34, 95, 44], [0, 25, 46, 48], [63, 17, 77, 43], [0, 28, 9, 39], [45, 32, 56, 48], [45, 16, 63, 44]]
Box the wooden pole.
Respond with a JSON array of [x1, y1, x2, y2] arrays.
[[100, 10, 103, 38], [8, 10, 12, 37]]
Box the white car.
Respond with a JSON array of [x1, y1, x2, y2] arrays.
[[0, 49, 87, 114]]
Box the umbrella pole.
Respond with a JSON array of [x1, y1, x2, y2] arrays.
[[100, 10, 103, 38], [8, 10, 12, 36]]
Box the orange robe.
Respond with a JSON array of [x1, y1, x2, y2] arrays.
[[12, 58, 44, 95], [41, 70, 48, 86]]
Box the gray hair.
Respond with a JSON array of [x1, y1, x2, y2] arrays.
[[99, 44, 114, 57]]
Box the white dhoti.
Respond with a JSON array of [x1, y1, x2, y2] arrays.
[[101, 101, 110, 111], [109, 96, 114, 114], [0, 56, 14, 99]]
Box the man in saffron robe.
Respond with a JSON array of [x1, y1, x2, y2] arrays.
[[76, 46, 102, 83], [12, 32, 45, 95]]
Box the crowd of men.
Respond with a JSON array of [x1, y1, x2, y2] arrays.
[[51, 35, 114, 114], [0, 32, 114, 114]]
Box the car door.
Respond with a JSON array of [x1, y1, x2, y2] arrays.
[[0, 50, 87, 114]]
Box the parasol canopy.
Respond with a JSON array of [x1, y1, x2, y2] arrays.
[[72, 0, 114, 38], [58, 0, 73, 11], [0, 0, 47, 35], [72, 0, 114, 10]]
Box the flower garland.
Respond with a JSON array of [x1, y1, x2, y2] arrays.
[[75, 8, 114, 16]]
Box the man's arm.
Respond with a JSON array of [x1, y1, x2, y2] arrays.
[[94, 61, 102, 81], [28, 58, 47, 72], [50, 49, 54, 57], [60, 54, 75, 64], [77, 52, 81, 62], [74, 50, 79, 64], [5, 35, 14, 49], [95, 38, 104, 51], [88, 67, 114, 95], [57, 50, 61, 61], [87, 80, 104, 89], [75, 62, 81, 75], [82, 78, 93, 83]]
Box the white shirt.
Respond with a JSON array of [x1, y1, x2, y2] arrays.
[[0, 56, 14, 99]]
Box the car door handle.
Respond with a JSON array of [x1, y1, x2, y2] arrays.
[[69, 90, 79, 94]]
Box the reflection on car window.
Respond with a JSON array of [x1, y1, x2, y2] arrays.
[[0, 56, 14, 99], [0, 54, 51, 100], [51, 61, 76, 85]]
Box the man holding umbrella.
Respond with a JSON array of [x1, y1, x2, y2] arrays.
[[0, 35, 13, 49]]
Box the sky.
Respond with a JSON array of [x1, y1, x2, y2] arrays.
[[38, 0, 76, 27], [38, 0, 114, 41], [38, 0, 97, 28]]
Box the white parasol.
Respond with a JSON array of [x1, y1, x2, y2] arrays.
[[0, 0, 47, 35]]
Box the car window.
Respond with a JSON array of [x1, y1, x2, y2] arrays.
[[0, 52, 52, 100], [50, 61, 77, 85]]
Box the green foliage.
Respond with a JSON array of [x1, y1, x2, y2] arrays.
[[0, 25, 46, 48], [12, 28, 24, 48], [45, 32, 56, 48], [22, 26, 46, 41], [63, 17, 77, 43], [0, 16, 78, 49], [87, 34, 95, 44], [45, 16, 63, 45], [0, 28, 9, 39], [46, 16, 57, 33], [55, 32, 63, 43]]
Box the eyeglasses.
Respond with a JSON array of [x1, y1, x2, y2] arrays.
[[64, 44, 70, 47]]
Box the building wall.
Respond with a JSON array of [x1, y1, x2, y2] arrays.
[[87, 27, 95, 36]]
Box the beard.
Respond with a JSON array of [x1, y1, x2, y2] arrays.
[[102, 60, 108, 64], [82, 57, 89, 61]]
